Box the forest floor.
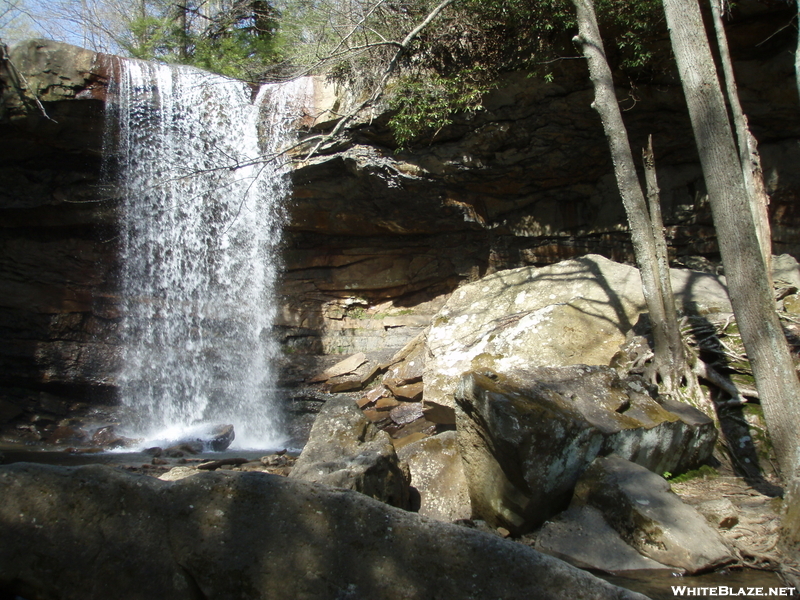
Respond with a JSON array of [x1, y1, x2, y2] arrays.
[[671, 470, 800, 591]]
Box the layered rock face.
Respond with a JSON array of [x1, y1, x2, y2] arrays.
[[0, 41, 119, 420], [2, 2, 800, 425]]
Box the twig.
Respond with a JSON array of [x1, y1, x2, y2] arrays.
[[303, 0, 456, 160]]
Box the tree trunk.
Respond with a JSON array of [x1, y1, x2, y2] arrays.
[[662, 0, 800, 480], [176, 2, 189, 60], [643, 136, 686, 377], [572, 0, 684, 392], [796, 0, 800, 105], [709, 0, 772, 279]]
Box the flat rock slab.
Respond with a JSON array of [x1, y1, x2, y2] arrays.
[[0, 463, 650, 600], [535, 505, 672, 573], [310, 352, 368, 382], [573, 455, 735, 574]]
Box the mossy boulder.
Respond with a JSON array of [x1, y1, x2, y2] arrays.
[[454, 365, 716, 534]]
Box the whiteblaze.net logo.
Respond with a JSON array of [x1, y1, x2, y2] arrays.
[[671, 586, 797, 597]]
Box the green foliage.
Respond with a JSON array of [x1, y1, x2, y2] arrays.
[[108, 0, 667, 144], [380, 0, 665, 147], [665, 464, 719, 483], [454, 0, 664, 72], [191, 29, 280, 80], [118, 1, 282, 81], [388, 66, 493, 148]]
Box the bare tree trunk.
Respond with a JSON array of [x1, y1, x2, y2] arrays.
[[662, 0, 800, 481], [177, 3, 189, 60], [796, 0, 800, 105], [643, 136, 686, 375], [572, 0, 685, 393], [709, 0, 772, 279]]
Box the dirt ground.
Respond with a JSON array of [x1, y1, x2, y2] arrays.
[[671, 472, 800, 589]]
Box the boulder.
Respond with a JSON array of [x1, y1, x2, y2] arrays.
[[772, 254, 800, 288], [207, 424, 235, 451], [424, 255, 731, 423], [383, 332, 426, 388], [396, 431, 471, 522], [90, 425, 138, 449], [289, 396, 410, 508], [572, 455, 735, 573], [0, 463, 648, 600], [534, 505, 672, 573], [695, 498, 739, 529], [454, 366, 716, 534]]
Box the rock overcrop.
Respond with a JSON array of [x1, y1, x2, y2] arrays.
[[534, 505, 673, 573], [396, 430, 471, 522], [572, 455, 735, 573]]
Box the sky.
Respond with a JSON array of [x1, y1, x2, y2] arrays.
[[1, 0, 101, 49]]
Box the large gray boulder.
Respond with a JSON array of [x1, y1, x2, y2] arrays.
[[424, 255, 730, 423], [572, 455, 735, 574], [0, 463, 649, 600], [289, 396, 410, 507], [454, 366, 716, 534], [535, 505, 672, 573], [396, 430, 471, 522]]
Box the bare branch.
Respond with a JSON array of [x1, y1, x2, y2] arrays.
[[303, 0, 456, 159]]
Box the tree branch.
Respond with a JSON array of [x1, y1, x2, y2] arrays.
[[302, 0, 456, 160]]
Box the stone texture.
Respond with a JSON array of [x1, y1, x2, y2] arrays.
[[0, 462, 648, 600], [0, 39, 118, 419], [695, 498, 740, 529], [289, 396, 410, 508], [534, 505, 672, 573], [397, 431, 471, 522], [454, 366, 716, 534], [424, 255, 730, 422], [389, 402, 424, 425], [309, 352, 368, 382], [572, 455, 735, 573]]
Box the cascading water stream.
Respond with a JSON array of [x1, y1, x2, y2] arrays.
[[106, 59, 311, 449]]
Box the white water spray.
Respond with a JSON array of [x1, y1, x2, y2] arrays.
[[106, 59, 311, 449]]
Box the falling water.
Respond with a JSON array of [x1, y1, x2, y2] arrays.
[[106, 59, 310, 449]]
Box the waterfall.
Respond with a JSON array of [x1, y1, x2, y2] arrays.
[[106, 59, 310, 449]]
